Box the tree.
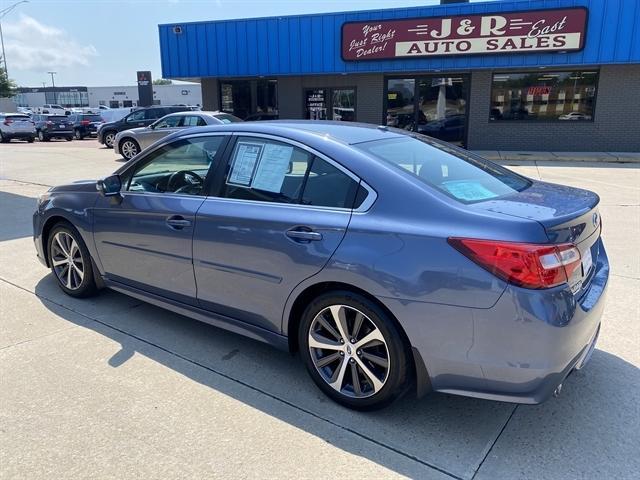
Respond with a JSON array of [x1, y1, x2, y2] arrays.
[[153, 78, 172, 85], [0, 65, 17, 98]]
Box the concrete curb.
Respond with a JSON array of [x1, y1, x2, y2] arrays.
[[472, 151, 640, 164]]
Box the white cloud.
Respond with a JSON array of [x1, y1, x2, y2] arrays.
[[2, 14, 98, 72]]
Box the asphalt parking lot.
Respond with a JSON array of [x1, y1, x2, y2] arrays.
[[1, 139, 639, 480]]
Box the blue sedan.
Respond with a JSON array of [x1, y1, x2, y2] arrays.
[[33, 121, 608, 410]]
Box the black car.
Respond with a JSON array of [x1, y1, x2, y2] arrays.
[[97, 106, 195, 148], [32, 114, 74, 142], [68, 113, 104, 140]]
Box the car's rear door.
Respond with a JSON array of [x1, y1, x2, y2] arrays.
[[93, 134, 229, 305], [193, 134, 362, 333]]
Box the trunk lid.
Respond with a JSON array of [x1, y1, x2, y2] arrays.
[[472, 180, 602, 295]]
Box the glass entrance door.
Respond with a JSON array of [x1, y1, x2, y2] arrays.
[[386, 75, 469, 147]]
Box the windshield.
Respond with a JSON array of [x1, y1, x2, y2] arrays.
[[355, 135, 531, 204], [214, 113, 242, 124]]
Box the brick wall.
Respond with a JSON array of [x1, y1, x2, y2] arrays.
[[467, 65, 640, 152]]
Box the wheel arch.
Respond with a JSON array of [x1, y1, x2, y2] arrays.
[[40, 215, 73, 267], [285, 280, 429, 396]]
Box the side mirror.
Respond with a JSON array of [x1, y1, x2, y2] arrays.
[[96, 175, 122, 197]]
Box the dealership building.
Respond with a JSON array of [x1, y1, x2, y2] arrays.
[[158, 0, 640, 151]]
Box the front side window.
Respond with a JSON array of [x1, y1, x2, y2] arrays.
[[153, 115, 181, 129], [356, 136, 530, 204], [126, 136, 225, 196], [490, 70, 598, 121], [126, 110, 145, 122], [223, 137, 359, 208]]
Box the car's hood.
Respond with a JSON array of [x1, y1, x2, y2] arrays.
[[49, 180, 98, 193], [117, 127, 147, 136]]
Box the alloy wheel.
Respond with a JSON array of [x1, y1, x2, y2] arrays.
[[121, 140, 138, 159], [51, 231, 85, 290], [104, 132, 115, 147], [308, 305, 390, 398]]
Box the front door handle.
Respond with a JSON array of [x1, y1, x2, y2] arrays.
[[166, 215, 192, 230], [286, 227, 323, 242]]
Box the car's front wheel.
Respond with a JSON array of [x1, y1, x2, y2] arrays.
[[299, 291, 411, 410], [120, 138, 140, 160], [47, 223, 98, 298], [38, 130, 48, 142], [0, 132, 8, 143], [103, 131, 116, 148]]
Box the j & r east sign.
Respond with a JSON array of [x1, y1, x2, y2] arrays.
[[341, 8, 587, 61]]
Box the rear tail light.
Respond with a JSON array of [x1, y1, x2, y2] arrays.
[[3, 119, 12, 126], [80, 120, 90, 125], [448, 238, 582, 289]]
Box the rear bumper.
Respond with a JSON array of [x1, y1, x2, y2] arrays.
[[3, 131, 35, 138], [387, 238, 609, 404], [43, 130, 73, 137]]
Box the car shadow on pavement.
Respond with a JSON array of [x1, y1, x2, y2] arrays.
[[33, 274, 640, 479], [0, 191, 37, 242]]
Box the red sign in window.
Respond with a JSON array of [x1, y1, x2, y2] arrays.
[[528, 86, 552, 96]]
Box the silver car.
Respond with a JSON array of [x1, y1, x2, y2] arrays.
[[114, 111, 242, 159], [0, 113, 36, 143]]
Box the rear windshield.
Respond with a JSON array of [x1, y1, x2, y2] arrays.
[[214, 113, 242, 124], [83, 115, 103, 121], [355, 135, 531, 204], [5, 115, 30, 120]]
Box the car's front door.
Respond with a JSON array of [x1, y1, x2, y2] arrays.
[[193, 134, 362, 332], [93, 134, 229, 305]]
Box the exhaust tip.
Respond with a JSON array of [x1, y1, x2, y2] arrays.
[[553, 384, 563, 397]]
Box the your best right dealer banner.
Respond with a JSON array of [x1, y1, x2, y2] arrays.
[[341, 8, 587, 61]]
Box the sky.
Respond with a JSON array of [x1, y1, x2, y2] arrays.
[[1, 0, 496, 88]]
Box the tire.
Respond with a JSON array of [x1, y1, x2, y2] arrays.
[[104, 131, 116, 148], [298, 290, 411, 410], [65, 136, 73, 141], [47, 222, 98, 298], [27, 136, 35, 143], [120, 138, 140, 160], [38, 130, 49, 142], [74, 129, 83, 140], [0, 132, 8, 143]]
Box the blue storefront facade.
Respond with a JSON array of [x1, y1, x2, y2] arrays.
[[159, 0, 640, 151]]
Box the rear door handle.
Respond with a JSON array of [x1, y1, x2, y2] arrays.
[[286, 227, 323, 242], [166, 215, 192, 230]]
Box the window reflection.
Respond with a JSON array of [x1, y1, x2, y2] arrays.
[[490, 71, 598, 121]]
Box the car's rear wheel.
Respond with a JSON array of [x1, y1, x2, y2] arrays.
[[120, 138, 140, 160], [27, 136, 35, 143], [74, 129, 83, 140], [104, 131, 116, 148], [38, 130, 49, 142], [299, 291, 411, 410], [65, 136, 73, 141], [0, 132, 8, 143], [47, 223, 98, 298]]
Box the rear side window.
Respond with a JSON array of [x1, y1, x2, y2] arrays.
[[222, 137, 359, 208], [182, 115, 207, 127], [355, 136, 531, 204]]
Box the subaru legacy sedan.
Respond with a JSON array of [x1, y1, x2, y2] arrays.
[[33, 122, 608, 410]]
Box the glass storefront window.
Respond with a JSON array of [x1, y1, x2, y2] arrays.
[[305, 87, 356, 121], [220, 79, 278, 120], [386, 79, 415, 130], [386, 76, 469, 146], [305, 89, 328, 120], [332, 89, 356, 122], [490, 71, 598, 121]]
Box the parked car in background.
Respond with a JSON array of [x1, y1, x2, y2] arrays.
[[34, 104, 69, 116], [0, 113, 36, 142], [95, 108, 131, 126], [97, 106, 196, 148], [17, 106, 34, 116], [33, 121, 607, 410], [68, 113, 103, 140], [114, 111, 242, 159], [244, 112, 279, 121], [32, 114, 74, 141], [558, 112, 592, 121]]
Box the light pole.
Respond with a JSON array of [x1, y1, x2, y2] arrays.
[[48, 71, 57, 104], [0, 1, 29, 80]]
